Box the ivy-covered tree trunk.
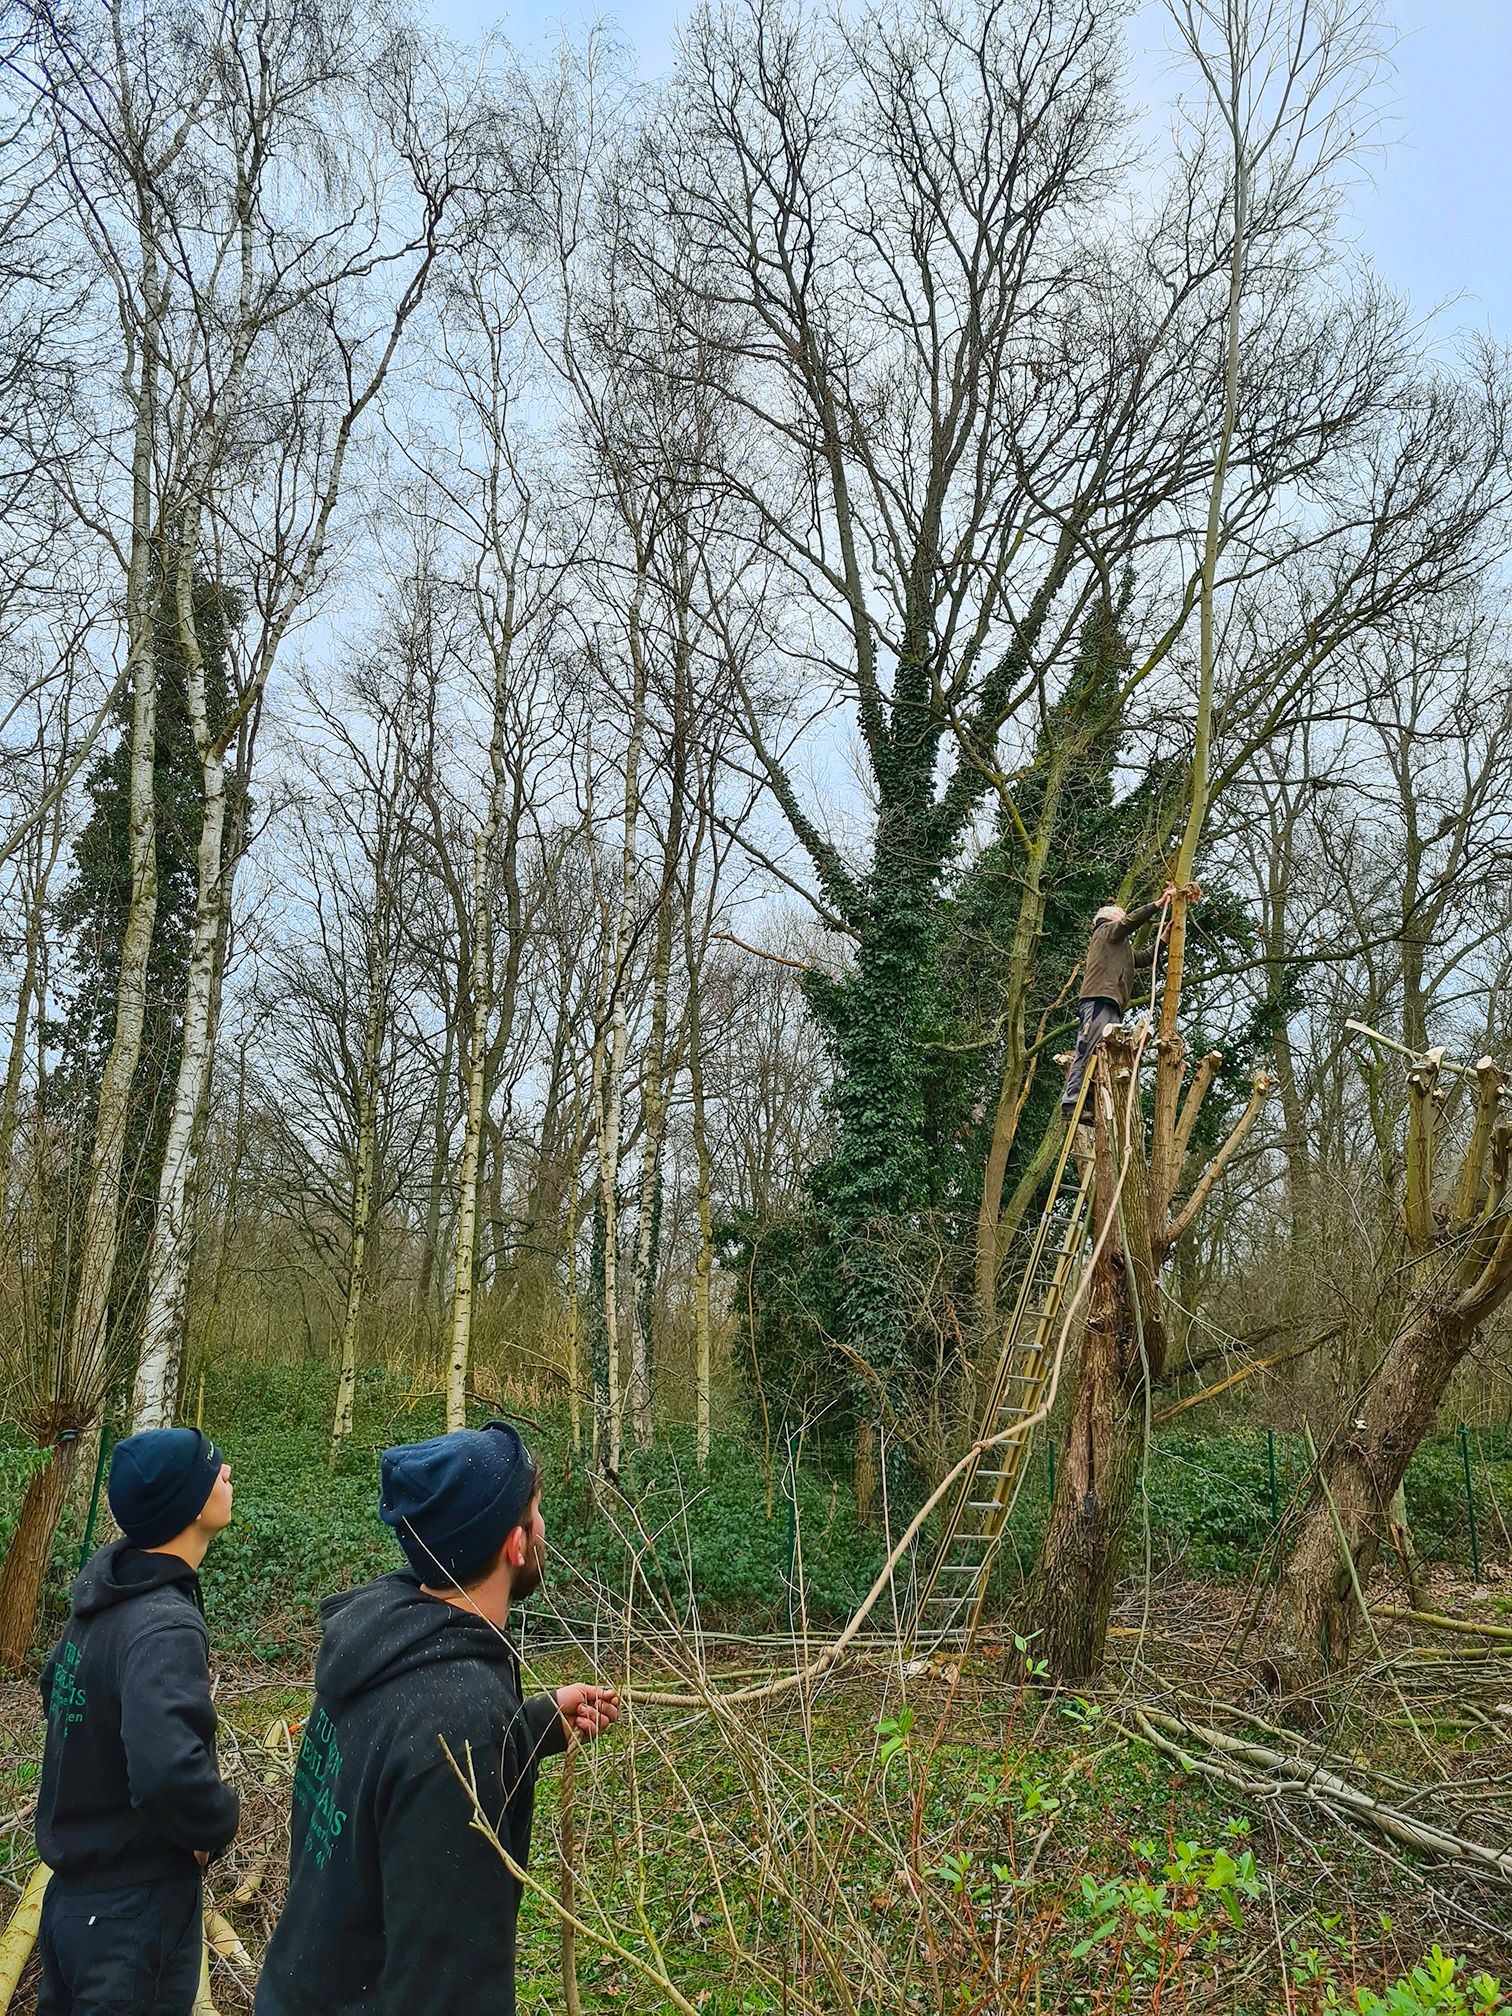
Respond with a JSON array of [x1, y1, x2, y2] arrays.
[[132, 567, 233, 1430], [807, 785, 943, 1511]]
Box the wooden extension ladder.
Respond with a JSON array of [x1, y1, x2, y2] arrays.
[[911, 1081, 1095, 1647]]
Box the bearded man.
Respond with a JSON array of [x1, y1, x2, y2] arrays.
[[255, 1422, 617, 2016]]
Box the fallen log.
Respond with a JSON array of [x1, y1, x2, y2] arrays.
[[0, 1862, 50, 2012], [206, 1908, 253, 1973], [193, 1936, 217, 2016]]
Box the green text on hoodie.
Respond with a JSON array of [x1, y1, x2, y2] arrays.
[[254, 1571, 568, 2016], [36, 1538, 239, 1884]]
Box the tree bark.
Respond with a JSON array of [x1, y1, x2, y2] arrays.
[[1031, 1263, 1143, 1682], [563, 1106, 584, 1456], [0, 788, 64, 1188], [415, 1019, 454, 1332], [1266, 1300, 1467, 1686], [447, 828, 492, 1431], [132, 575, 227, 1429], [65, 212, 164, 1425], [687, 957, 716, 1471], [330, 978, 384, 1461], [854, 1419, 878, 1528], [0, 1438, 80, 1673], [1032, 1087, 1151, 1680], [628, 855, 679, 1449]]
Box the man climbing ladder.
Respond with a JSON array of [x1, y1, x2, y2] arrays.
[[1060, 882, 1202, 1120]]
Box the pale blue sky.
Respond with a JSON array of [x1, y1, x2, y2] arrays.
[[428, 0, 1512, 344]]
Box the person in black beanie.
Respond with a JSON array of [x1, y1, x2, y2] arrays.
[[35, 1425, 239, 2015], [255, 1421, 618, 2016]]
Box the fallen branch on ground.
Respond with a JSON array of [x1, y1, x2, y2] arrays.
[[1131, 1707, 1512, 1881], [1373, 1606, 1512, 1643], [205, 1908, 252, 1973], [0, 1863, 49, 2012]]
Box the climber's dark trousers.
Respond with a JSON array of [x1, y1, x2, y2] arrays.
[[1060, 998, 1122, 1117]]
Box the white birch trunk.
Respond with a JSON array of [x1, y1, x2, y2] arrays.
[[131, 146, 265, 1428], [628, 885, 676, 1450], [593, 628, 648, 1475], [447, 827, 492, 1430], [67, 228, 164, 1409], [131, 622, 225, 1428]]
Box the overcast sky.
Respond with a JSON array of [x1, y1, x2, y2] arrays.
[[427, 0, 1512, 346]]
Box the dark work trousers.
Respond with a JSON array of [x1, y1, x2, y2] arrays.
[[37, 1868, 202, 2016], [1061, 997, 1122, 1115]]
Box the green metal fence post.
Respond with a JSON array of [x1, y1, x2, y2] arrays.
[[1459, 1423, 1481, 1583], [784, 1428, 798, 1633]]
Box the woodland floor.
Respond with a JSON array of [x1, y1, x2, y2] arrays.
[[3, 1571, 1511, 2013]]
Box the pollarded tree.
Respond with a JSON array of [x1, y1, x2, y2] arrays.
[[1263, 1047, 1512, 1686], [1032, 1024, 1273, 1677]]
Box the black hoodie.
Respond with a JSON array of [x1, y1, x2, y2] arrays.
[[254, 1571, 568, 2016], [36, 1539, 239, 1884]]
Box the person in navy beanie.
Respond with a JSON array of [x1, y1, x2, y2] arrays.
[[255, 1421, 618, 2016], [34, 1426, 239, 2015]]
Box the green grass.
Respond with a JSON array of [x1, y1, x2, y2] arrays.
[[3, 1360, 1510, 1664], [3, 1358, 1509, 2012], [204, 1662, 1509, 2015]]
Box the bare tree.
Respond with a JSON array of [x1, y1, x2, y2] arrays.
[[282, 632, 435, 1461], [130, 4, 501, 1430], [0, 0, 500, 1660], [645, 0, 1421, 1501]]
